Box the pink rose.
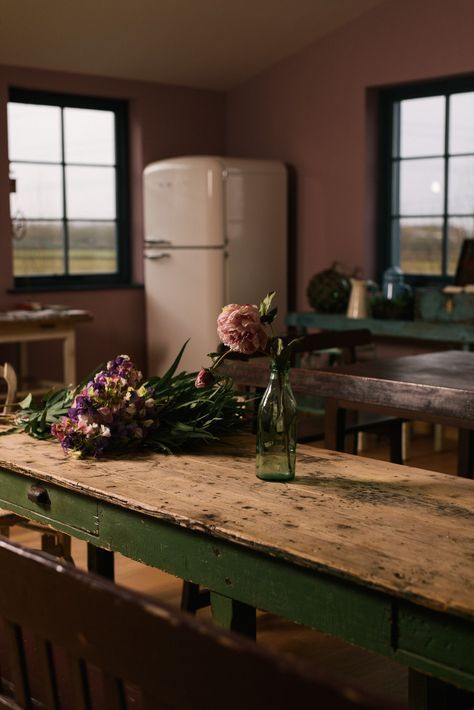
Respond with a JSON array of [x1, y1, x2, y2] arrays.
[[217, 304, 267, 355], [195, 368, 215, 389]]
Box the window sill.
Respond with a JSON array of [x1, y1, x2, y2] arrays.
[[8, 282, 144, 294]]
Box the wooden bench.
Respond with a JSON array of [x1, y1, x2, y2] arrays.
[[0, 538, 394, 709]]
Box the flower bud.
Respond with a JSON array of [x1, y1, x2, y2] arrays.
[[194, 368, 215, 389]]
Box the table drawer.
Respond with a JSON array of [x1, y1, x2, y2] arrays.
[[0, 468, 98, 535]]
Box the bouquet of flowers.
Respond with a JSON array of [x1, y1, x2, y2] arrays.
[[16, 343, 245, 458]]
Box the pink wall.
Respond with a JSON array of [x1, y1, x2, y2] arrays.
[[0, 65, 225, 379], [2, 0, 473, 383], [227, 0, 474, 311]]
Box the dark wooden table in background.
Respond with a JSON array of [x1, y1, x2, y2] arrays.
[[320, 350, 474, 477], [219, 350, 474, 477]]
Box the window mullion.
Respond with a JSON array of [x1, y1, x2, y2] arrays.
[[442, 95, 450, 276], [60, 108, 69, 277], [392, 102, 401, 266]]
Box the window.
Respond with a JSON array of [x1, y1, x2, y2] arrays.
[[379, 76, 474, 283], [7, 88, 130, 289]]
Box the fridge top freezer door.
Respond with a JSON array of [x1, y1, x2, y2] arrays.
[[144, 157, 225, 248]]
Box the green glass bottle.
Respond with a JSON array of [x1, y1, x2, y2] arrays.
[[256, 361, 297, 481]]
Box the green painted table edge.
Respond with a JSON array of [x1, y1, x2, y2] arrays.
[[0, 467, 473, 693], [287, 312, 474, 345]]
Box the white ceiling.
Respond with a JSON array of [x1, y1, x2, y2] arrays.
[[0, 0, 385, 90]]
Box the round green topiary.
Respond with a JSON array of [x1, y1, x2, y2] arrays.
[[307, 264, 351, 313]]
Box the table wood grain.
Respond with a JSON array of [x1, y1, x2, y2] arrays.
[[0, 433, 472, 622]]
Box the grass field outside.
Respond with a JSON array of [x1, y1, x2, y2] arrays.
[[13, 249, 117, 276]]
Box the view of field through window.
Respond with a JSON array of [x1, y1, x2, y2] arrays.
[[8, 101, 118, 278], [393, 91, 474, 276]]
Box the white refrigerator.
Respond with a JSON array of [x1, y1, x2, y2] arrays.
[[143, 156, 287, 375]]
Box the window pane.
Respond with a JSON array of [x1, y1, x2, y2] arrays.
[[68, 222, 117, 274], [64, 108, 115, 165], [399, 217, 443, 274], [7, 103, 62, 163], [398, 158, 444, 215], [448, 217, 474, 275], [448, 156, 474, 214], [9, 163, 63, 219], [399, 96, 445, 158], [65, 166, 116, 219], [449, 92, 474, 154], [12, 221, 65, 276]]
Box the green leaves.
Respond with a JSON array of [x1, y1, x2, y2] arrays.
[[259, 291, 278, 324], [16, 384, 75, 440]]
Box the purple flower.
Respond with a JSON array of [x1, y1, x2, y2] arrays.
[[52, 354, 158, 458]]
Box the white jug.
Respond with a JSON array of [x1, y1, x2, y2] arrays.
[[347, 278, 369, 319]]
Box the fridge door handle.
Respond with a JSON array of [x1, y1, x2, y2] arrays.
[[144, 252, 172, 260], [145, 238, 172, 246]]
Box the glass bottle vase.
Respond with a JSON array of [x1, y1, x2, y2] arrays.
[[256, 362, 297, 481]]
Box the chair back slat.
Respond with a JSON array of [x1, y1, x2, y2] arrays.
[[3, 621, 30, 708], [0, 538, 398, 710], [33, 636, 60, 710], [101, 673, 127, 710], [281, 329, 373, 365], [69, 657, 91, 710]]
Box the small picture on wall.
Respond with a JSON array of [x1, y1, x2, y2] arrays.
[[454, 239, 474, 286]]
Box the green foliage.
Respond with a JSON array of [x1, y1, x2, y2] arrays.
[[17, 386, 75, 439], [259, 290, 278, 324], [144, 371, 246, 453]]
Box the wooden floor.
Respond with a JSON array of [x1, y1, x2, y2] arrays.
[[8, 428, 460, 709]]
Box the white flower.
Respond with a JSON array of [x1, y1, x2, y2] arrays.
[[100, 425, 111, 437]]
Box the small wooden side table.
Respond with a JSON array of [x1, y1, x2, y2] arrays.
[[0, 308, 92, 390]]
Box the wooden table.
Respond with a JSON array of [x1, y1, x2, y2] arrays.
[[219, 351, 474, 477], [0, 433, 472, 708], [0, 309, 92, 389], [318, 350, 474, 478]]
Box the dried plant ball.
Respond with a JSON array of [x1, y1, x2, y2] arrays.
[[307, 266, 351, 313]]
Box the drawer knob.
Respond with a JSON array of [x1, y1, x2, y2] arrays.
[[27, 484, 50, 506]]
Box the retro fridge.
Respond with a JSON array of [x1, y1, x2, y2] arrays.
[[143, 156, 287, 375]]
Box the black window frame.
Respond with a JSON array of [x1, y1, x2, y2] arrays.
[[8, 87, 131, 291], [378, 73, 474, 287]]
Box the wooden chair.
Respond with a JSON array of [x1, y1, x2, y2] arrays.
[[0, 537, 396, 710], [220, 329, 405, 462], [289, 330, 405, 460], [0, 362, 73, 563]]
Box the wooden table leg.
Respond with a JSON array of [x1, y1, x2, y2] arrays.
[[87, 544, 114, 581], [324, 400, 346, 452], [42, 532, 74, 565], [181, 581, 211, 614], [210, 592, 256, 639], [63, 330, 76, 386], [457, 429, 474, 479], [409, 669, 474, 709]]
